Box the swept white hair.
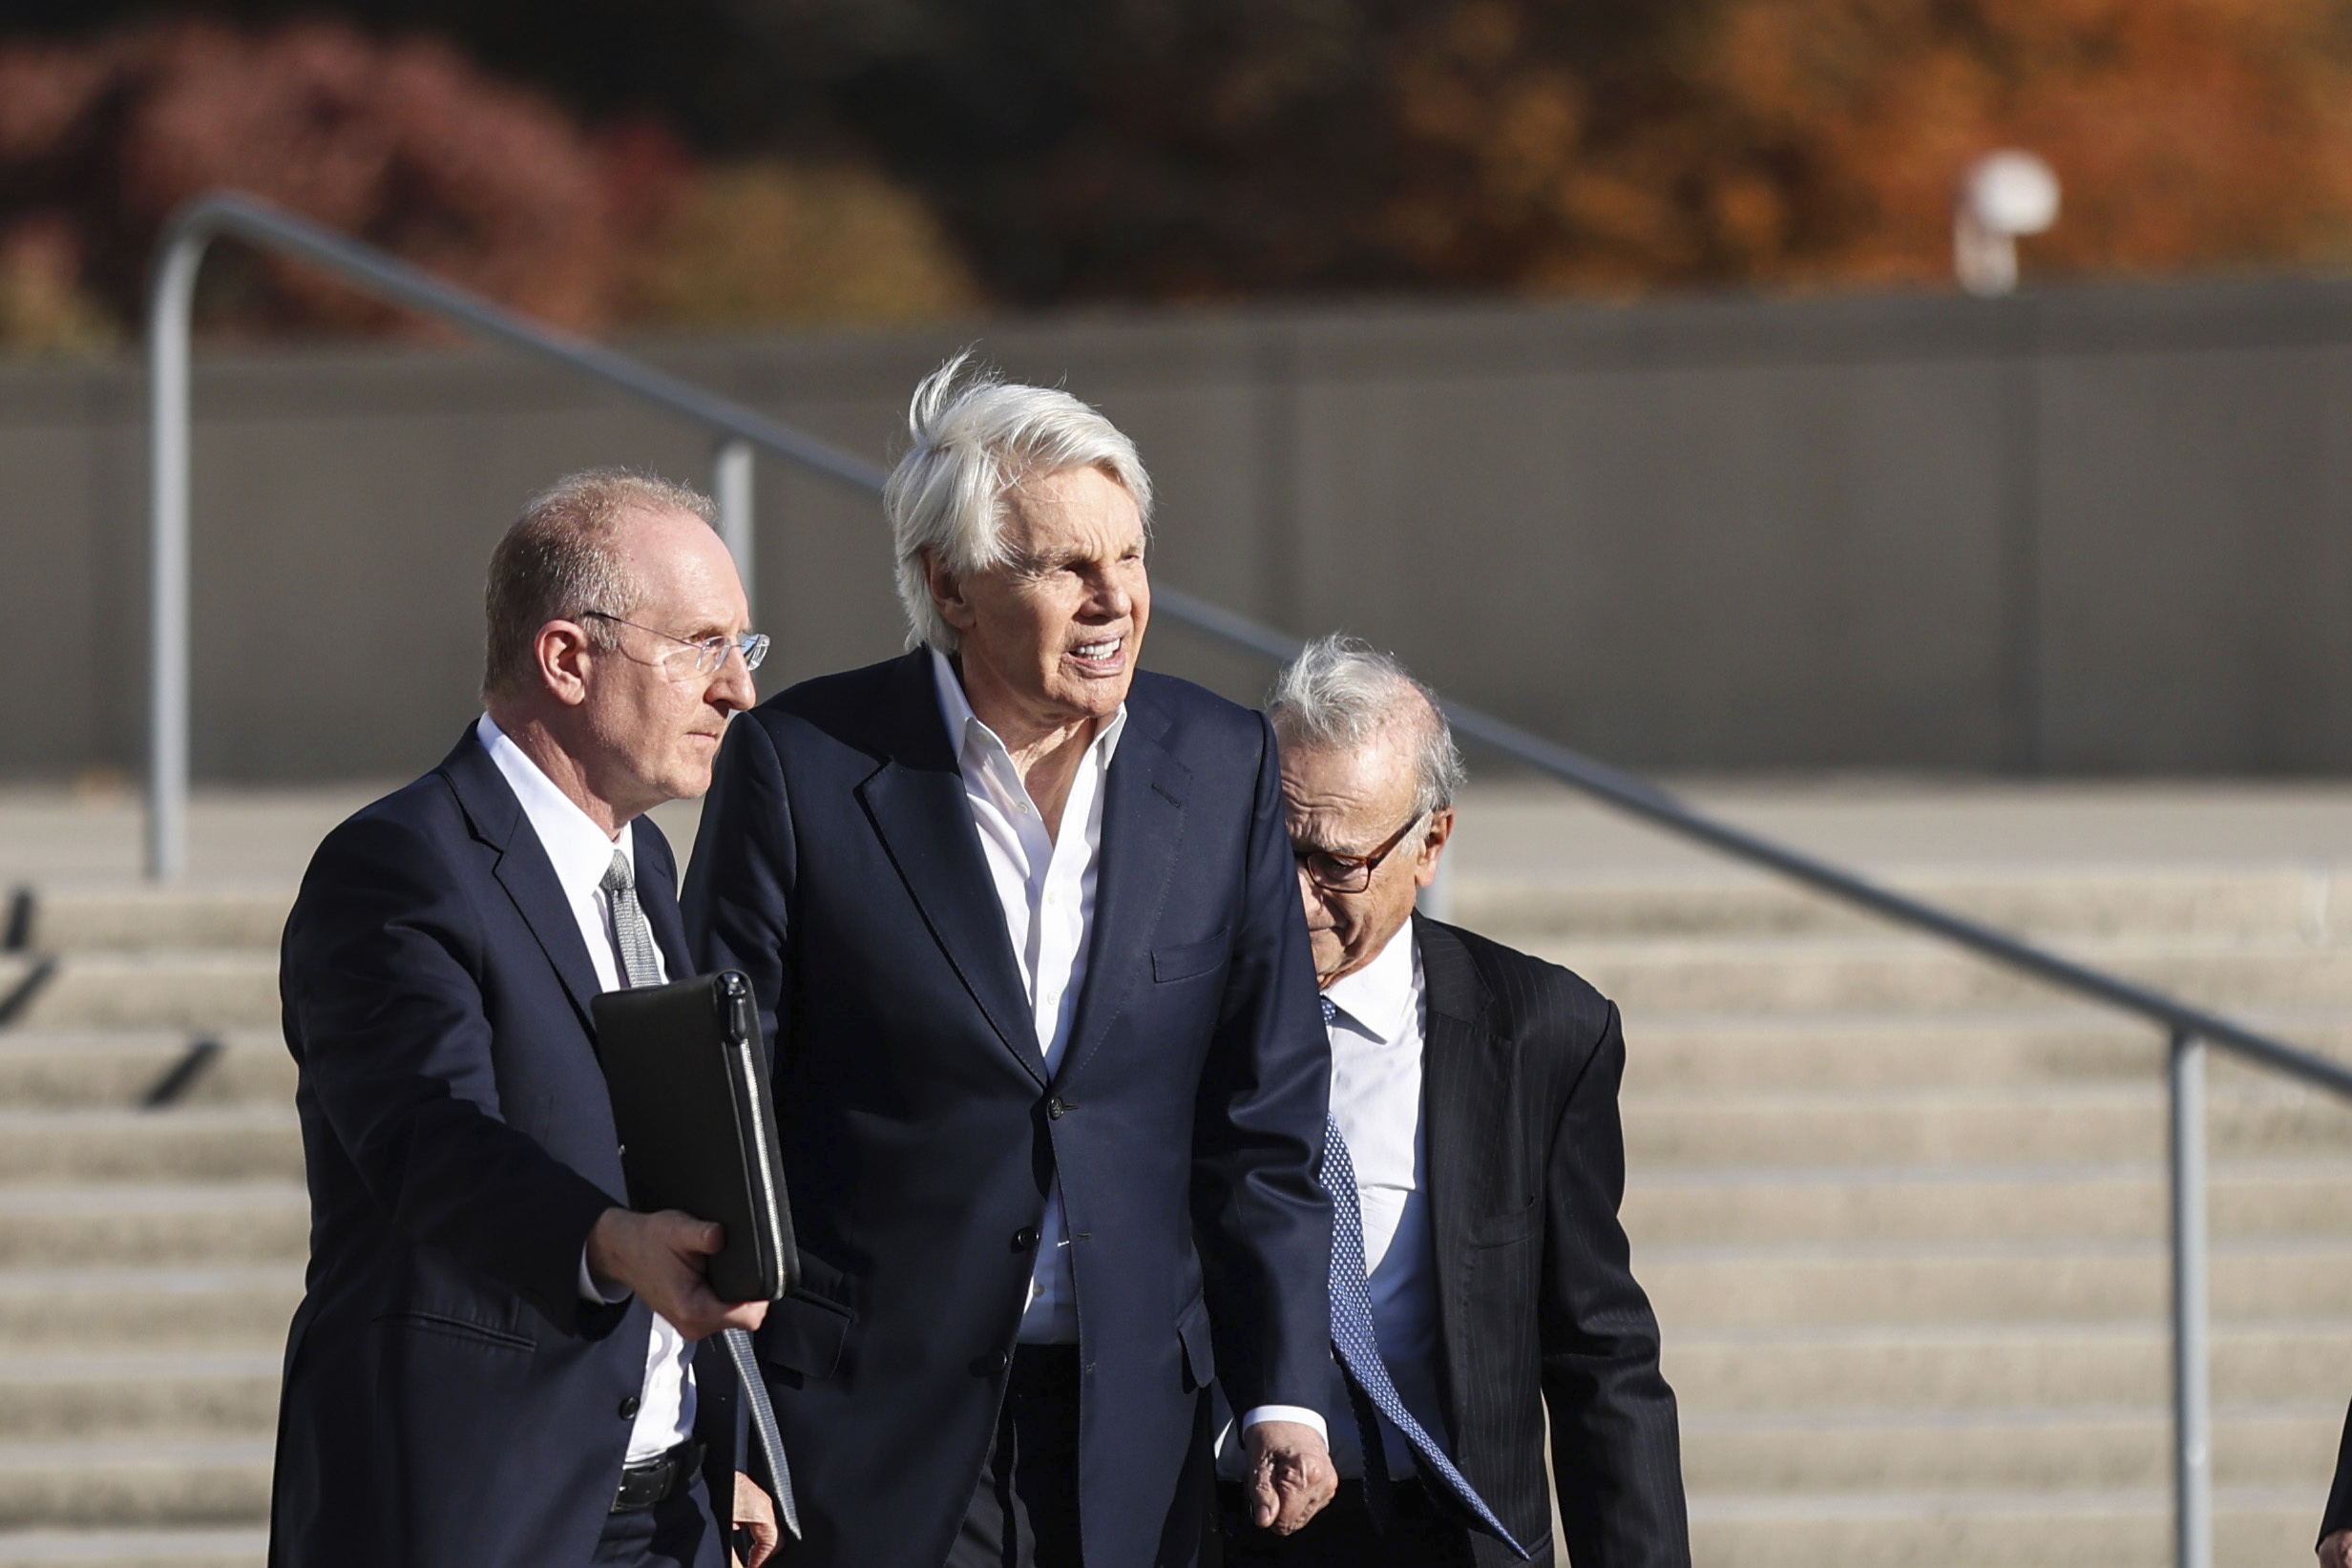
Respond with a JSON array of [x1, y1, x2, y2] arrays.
[[884, 350, 1154, 653], [1268, 635, 1467, 816]]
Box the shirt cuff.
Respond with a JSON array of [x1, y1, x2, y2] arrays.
[[1240, 1405, 1329, 1445], [578, 1244, 629, 1306]]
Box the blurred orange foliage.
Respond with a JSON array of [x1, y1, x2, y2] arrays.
[[7, 0, 2352, 346], [1367, 0, 2352, 294], [0, 17, 680, 347]]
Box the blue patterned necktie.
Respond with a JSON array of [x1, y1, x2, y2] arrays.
[[606, 851, 801, 1539], [1321, 995, 1526, 1558]]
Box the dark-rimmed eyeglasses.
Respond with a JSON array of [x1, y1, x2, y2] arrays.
[[582, 612, 768, 679], [1292, 810, 1425, 894]]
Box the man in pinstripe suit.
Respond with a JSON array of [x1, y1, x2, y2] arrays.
[[1217, 636, 1690, 1568]]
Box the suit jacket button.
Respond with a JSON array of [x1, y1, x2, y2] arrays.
[[969, 1351, 1008, 1377], [1013, 1225, 1040, 1251], [618, 1395, 640, 1420], [1047, 1098, 1070, 1119]]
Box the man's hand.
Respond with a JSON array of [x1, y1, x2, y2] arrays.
[[731, 1470, 779, 1568], [1245, 1419, 1336, 1535], [585, 1208, 767, 1341], [2320, 1528, 2352, 1568]]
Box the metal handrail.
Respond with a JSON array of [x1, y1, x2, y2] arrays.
[[149, 188, 2348, 1568]]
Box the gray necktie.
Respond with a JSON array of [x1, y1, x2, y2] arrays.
[[602, 851, 662, 990], [598, 847, 803, 1537]]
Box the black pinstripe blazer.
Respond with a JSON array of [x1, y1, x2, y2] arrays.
[[1415, 914, 1690, 1568]]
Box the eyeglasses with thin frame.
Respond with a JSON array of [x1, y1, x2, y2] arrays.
[[581, 612, 769, 679], [1292, 809, 1426, 894]]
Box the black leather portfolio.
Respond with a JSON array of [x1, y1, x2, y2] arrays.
[[592, 971, 798, 1304]]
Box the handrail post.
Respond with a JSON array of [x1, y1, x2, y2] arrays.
[[145, 222, 207, 884], [714, 436, 754, 621], [2168, 1026, 2213, 1568]]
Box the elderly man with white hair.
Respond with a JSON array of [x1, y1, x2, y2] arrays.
[[1216, 636, 1690, 1568], [682, 356, 1338, 1567]]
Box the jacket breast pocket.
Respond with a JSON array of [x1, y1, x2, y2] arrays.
[[1152, 931, 1229, 984]]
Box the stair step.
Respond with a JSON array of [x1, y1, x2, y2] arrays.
[[1625, 1160, 2352, 1244], [0, 1354, 279, 1442], [1622, 1084, 2352, 1166], [1537, 935, 2352, 1014], [1684, 1486, 2316, 1568], [0, 1270, 298, 1351], [0, 1528, 263, 1566], [1620, 1010, 2352, 1091], [1664, 1320, 2352, 1411], [1680, 1403, 2339, 1492], [0, 1444, 270, 1530], [0, 1186, 306, 1268], [1643, 1238, 2352, 1328], [0, 1113, 301, 1183], [0, 1037, 291, 1112], [1, 958, 278, 1035], [1460, 868, 2342, 941], [16, 891, 289, 956]]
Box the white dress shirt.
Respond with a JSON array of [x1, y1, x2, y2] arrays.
[[928, 652, 1323, 1443], [929, 651, 1119, 1346], [1320, 923, 1448, 1479], [476, 715, 694, 1465]]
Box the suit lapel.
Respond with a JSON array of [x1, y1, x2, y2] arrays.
[[855, 652, 1046, 1084], [1055, 702, 1188, 1089], [440, 725, 603, 1031], [1417, 917, 1505, 1437]]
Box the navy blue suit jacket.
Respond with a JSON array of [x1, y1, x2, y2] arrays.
[[682, 650, 1334, 1568], [269, 727, 742, 1568]]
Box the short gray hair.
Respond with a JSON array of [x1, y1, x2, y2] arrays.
[[482, 467, 717, 700], [1268, 636, 1466, 816], [884, 350, 1154, 653]]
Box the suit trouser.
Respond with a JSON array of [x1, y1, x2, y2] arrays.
[[1215, 1477, 1475, 1568], [945, 1345, 1085, 1568], [592, 1471, 726, 1568]]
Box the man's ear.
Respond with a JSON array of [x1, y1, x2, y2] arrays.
[[921, 548, 976, 633], [1413, 807, 1456, 889], [535, 620, 595, 708]]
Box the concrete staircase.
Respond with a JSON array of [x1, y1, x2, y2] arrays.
[[0, 889, 292, 1568], [1, 858, 2348, 1565], [1457, 868, 2352, 1567]]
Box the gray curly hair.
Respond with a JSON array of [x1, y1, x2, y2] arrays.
[[1267, 635, 1466, 816]]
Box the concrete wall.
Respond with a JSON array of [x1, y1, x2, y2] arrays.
[[8, 276, 2352, 783]]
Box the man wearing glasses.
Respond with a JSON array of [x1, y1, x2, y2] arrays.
[[272, 470, 783, 1568], [1217, 635, 1690, 1568]]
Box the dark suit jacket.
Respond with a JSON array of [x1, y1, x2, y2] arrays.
[[2322, 1403, 2352, 1545], [1415, 916, 1690, 1568], [269, 727, 742, 1568], [682, 650, 1334, 1568]]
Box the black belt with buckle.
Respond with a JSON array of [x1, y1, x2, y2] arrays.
[[612, 1438, 704, 1514]]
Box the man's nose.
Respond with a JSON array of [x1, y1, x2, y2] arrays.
[[1086, 569, 1135, 619], [710, 646, 758, 710]]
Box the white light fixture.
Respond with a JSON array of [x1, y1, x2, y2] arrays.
[[1955, 150, 2060, 297]]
